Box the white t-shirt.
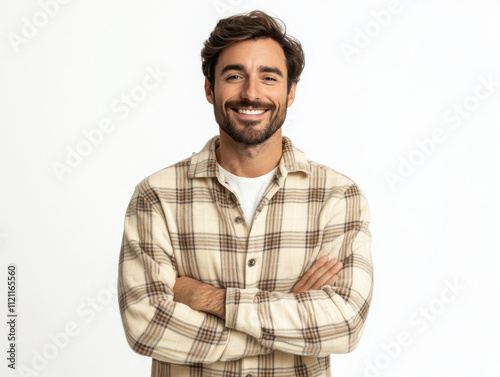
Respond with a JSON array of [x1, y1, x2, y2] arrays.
[[217, 163, 278, 226]]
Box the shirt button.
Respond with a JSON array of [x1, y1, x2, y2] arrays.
[[229, 193, 237, 203], [248, 259, 256, 267], [235, 216, 243, 224], [246, 374, 252, 377]]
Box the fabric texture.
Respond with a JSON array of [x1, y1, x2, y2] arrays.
[[118, 136, 374, 377]]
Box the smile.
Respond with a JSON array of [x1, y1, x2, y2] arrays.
[[236, 109, 267, 115]]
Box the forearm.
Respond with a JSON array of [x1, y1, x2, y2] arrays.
[[119, 184, 272, 364], [173, 237, 372, 357], [173, 276, 226, 319], [174, 253, 372, 358], [202, 288, 226, 319], [225, 258, 373, 356], [223, 186, 374, 357], [120, 241, 274, 363]]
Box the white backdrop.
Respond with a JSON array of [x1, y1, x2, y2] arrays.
[[1, 0, 499, 376]]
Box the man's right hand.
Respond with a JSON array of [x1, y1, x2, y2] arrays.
[[291, 256, 343, 293]]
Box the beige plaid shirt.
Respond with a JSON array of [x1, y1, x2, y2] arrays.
[[118, 136, 373, 377]]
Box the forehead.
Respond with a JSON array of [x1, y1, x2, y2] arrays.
[[215, 38, 287, 75]]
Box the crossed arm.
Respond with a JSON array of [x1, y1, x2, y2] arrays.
[[173, 256, 344, 319], [118, 182, 373, 364]]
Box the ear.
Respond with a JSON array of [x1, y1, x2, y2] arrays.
[[204, 77, 214, 104], [286, 82, 297, 107]]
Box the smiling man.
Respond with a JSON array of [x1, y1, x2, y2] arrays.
[[118, 10, 373, 377]]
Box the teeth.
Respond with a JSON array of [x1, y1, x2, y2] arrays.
[[237, 109, 266, 115]]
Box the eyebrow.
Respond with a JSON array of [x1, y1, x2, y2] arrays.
[[259, 66, 284, 78], [220, 64, 284, 78]]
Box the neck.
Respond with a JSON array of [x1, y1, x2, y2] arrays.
[[216, 129, 282, 177]]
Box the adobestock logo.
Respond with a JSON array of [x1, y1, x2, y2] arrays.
[[350, 276, 466, 377], [340, 0, 405, 63], [385, 74, 499, 191], [18, 271, 118, 376], [212, 0, 243, 18], [7, 0, 73, 54], [51, 64, 169, 183]]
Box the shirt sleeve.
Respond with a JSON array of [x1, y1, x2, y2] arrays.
[[118, 182, 272, 364], [224, 184, 374, 357]]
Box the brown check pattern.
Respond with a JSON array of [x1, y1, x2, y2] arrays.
[[118, 136, 373, 377]]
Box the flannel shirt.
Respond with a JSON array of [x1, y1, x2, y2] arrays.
[[118, 136, 373, 377]]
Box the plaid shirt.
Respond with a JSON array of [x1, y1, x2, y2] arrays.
[[118, 136, 373, 377]]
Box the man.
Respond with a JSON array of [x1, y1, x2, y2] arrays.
[[118, 10, 373, 377]]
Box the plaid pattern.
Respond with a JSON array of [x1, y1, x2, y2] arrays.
[[118, 136, 373, 377]]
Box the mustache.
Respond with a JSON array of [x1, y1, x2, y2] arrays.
[[225, 99, 276, 111]]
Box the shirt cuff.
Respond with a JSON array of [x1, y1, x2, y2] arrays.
[[225, 287, 262, 339], [225, 287, 240, 329]]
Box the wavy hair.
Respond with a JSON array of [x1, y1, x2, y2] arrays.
[[201, 10, 305, 93]]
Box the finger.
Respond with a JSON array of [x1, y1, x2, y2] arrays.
[[310, 268, 335, 290], [302, 256, 329, 279], [325, 275, 339, 286], [310, 260, 342, 290], [330, 260, 343, 275], [310, 272, 337, 290], [292, 256, 328, 292], [300, 258, 338, 291], [291, 284, 305, 293]]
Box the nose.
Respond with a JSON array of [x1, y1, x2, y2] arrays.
[[240, 76, 261, 101]]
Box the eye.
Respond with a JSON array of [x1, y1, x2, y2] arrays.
[[227, 74, 242, 81], [264, 76, 278, 82]]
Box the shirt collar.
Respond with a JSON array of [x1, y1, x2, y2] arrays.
[[187, 135, 311, 179]]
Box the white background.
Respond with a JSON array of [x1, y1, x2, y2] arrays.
[[1, 0, 499, 376]]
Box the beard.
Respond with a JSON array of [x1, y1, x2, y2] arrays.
[[213, 97, 288, 146]]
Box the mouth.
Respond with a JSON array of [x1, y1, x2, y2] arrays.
[[230, 107, 270, 120], [235, 108, 267, 115]]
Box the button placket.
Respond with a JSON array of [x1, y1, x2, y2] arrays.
[[229, 193, 237, 204]]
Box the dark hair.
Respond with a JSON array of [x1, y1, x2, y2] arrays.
[[201, 10, 305, 93]]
